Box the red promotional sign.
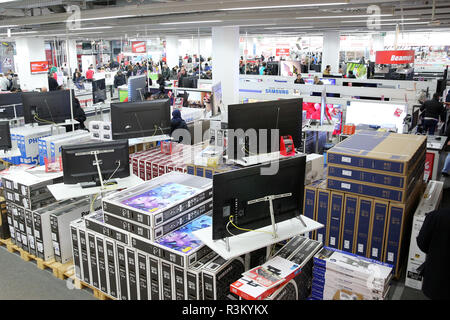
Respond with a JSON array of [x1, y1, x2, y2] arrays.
[[132, 41, 146, 54], [424, 152, 435, 182], [30, 61, 49, 74], [375, 50, 415, 65], [276, 48, 290, 57]]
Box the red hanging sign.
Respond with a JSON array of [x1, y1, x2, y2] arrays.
[[276, 48, 290, 57], [375, 50, 415, 65], [30, 61, 49, 74], [132, 41, 146, 54]]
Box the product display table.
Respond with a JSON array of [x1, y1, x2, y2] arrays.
[[193, 216, 323, 260]]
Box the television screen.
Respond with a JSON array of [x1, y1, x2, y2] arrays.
[[303, 102, 342, 134]]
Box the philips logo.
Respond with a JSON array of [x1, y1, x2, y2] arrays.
[[390, 55, 412, 62], [28, 138, 40, 144]]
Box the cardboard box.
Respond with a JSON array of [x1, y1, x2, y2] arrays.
[[368, 200, 389, 261], [305, 154, 324, 185], [302, 180, 324, 240], [186, 251, 218, 300], [148, 255, 161, 300], [328, 191, 344, 249], [136, 251, 149, 301], [105, 238, 120, 299], [340, 194, 359, 253], [383, 181, 424, 278], [326, 131, 426, 176], [116, 242, 129, 300], [355, 197, 373, 257], [405, 180, 444, 290], [315, 182, 330, 245], [96, 235, 109, 295]]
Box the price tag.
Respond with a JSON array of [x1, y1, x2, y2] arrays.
[[341, 183, 351, 190], [342, 156, 351, 163], [342, 170, 352, 177]]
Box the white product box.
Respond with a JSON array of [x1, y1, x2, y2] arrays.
[[305, 154, 324, 185], [405, 180, 444, 290]]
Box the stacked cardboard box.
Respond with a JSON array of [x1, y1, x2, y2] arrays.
[[405, 180, 444, 290], [303, 131, 427, 278], [0, 195, 10, 239], [311, 247, 393, 300]]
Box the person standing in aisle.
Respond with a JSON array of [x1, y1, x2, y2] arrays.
[[294, 73, 305, 84], [420, 93, 446, 135], [417, 205, 450, 299], [114, 70, 126, 88], [0, 74, 9, 91], [48, 73, 59, 91], [85, 66, 95, 82], [323, 65, 331, 75], [259, 62, 266, 75]]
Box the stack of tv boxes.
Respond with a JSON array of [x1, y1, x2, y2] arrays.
[[311, 247, 393, 300], [70, 171, 253, 300], [38, 130, 92, 165], [2, 168, 98, 262], [303, 131, 426, 278], [0, 195, 9, 239]]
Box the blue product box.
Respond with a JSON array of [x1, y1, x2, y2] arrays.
[[195, 166, 204, 177], [316, 187, 330, 245], [368, 201, 388, 261], [327, 131, 426, 175], [355, 198, 373, 257], [328, 192, 344, 249], [341, 194, 358, 253], [204, 168, 213, 179], [186, 164, 195, 175]]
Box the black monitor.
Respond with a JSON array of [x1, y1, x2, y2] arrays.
[[0, 93, 23, 119], [227, 98, 302, 159], [182, 77, 197, 88], [92, 78, 107, 104], [0, 121, 11, 151], [61, 140, 130, 187], [411, 106, 421, 131], [212, 155, 306, 240], [128, 75, 147, 102], [21, 90, 73, 125], [111, 99, 171, 140]]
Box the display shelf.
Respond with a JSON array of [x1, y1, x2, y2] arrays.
[[193, 215, 323, 260]]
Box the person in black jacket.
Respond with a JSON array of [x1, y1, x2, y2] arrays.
[[170, 109, 188, 143], [294, 73, 305, 84], [420, 93, 446, 135], [417, 206, 450, 299], [48, 73, 59, 91], [114, 71, 126, 88]]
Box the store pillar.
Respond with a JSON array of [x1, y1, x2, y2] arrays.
[[67, 39, 78, 75], [211, 26, 240, 116], [165, 36, 179, 69], [15, 38, 48, 91], [322, 31, 340, 74]]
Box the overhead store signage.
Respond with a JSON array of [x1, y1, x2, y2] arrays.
[[375, 50, 415, 64], [276, 48, 290, 57], [132, 41, 146, 54], [30, 61, 49, 74]]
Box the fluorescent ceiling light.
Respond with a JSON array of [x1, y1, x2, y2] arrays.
[[0, 31, 38, 36], [0, 0, 17, 3], [296, 14, 392, 19], [71, 26, 113, 30], [264, 26, 313, 30], [221, 3, 346, 10], [379, 22, 429, 26], [238, 24, 277, 27], [78, 15, 136, 22], [160, 20, 223, 25], [0, 24, 18, 28], [342, 18, 420, 23]]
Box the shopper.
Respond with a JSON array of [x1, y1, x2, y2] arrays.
[[178, 67, 187, 86], [0, 73, 9, 91], [161, 63, 171, 80], [323, 65, 331, 75], [259, 62, 266, 75], [417, 206, 450, 299], [348, 70, 356, 78], [85, 66, 95, 82], [294, 73, 305, 84], [420, 93, 446, 135], [313, 76, 323, 85], [114, 70, 127, 88], [48, 73, 59, 91], [170, 109, 189, 143]]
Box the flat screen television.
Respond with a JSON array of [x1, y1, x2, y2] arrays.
[[0, 92, 23, 119], [212, 155, 306, 240], [21, 90, 73, 125], [62, 140, 130, 187], [111, 99, 171, 140], [92, 78, 107, 104], [127, 75, 147, 102], [227, 98, 302, 159]]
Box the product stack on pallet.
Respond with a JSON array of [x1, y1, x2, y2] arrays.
[[70, 171, 256, 300], [230, 236, 323, 300], [303, 131, 427, 279], [311, 247, 393, 300], [0, 195, 9, 239], [0, 166, 101, 279]]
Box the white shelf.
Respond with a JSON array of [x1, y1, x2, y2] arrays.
[[47, 174, 143, 201], [193, 216, 323, 260]]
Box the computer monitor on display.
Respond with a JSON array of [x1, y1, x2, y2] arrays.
[[0, 93, 24, 119], [92, 78, 107, 104], [127, 75, 147, 102], [227, 98, 303, 159], [21, 90, 73, 125], [61, 140, 130, 188], [110, 99, 171, 140], [0, 121, 12, 151], [212, 155, 306, 240]]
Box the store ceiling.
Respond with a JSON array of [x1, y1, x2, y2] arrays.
[[0, 0, 449, 40]]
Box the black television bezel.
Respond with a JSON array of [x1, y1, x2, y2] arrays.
[[110, 98, 171, 140], [61, 139, 130, 185], [212, 155, 306, 240], [92, 78, 107, 104], [21, 90, 73, 125], [0, 120, 12, 151]]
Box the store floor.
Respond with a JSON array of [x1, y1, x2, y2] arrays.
[[0, 246, 95, 300]]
